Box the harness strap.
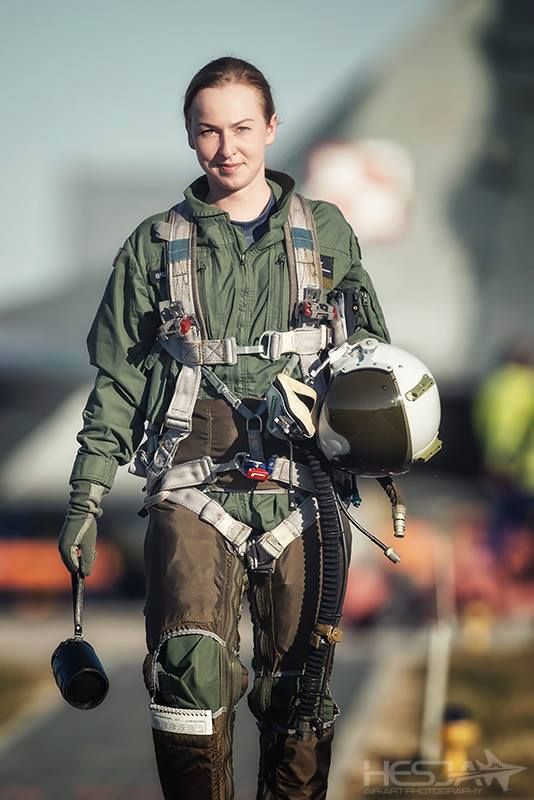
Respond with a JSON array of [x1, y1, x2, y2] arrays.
[[286, 194, 323, 305], [148, 455, 316, 493], [144, 362, 201, 492], [269, 457, 316, 492], [160, 336, 238, 366], [285, 195, 325, 381], [144, 487, 253, 553], [144, 486, 319, 570], [164, 362, 201, 430], [246, 496, 319, 572], [138, 193, 328, 486], [144, 203, 204, 488], [158, 327, 331, 367], [261, 327, 331, 361], [168, 202, 208, 338], [155, 456, 237, 489]]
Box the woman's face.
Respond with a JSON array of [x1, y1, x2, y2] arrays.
[[187, 82, 277, 199]]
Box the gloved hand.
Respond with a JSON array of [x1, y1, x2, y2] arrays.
[[58, 480, 108, 576]]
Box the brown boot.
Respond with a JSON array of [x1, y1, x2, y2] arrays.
[[152, 711, 231, 800], [256, 725, 334, 800]]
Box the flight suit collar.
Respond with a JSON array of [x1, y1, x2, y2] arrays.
[[183, 170, 295, 233]]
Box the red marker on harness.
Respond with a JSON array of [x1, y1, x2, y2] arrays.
[[241, 457, 275, 482], [179, 316, 193, 336], [245, 466, 270, 481]]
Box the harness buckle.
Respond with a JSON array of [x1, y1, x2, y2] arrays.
[[258, 330, 277, 360], [237, 455, 275, 482], [246, 415, 263, 433], [297, 299, 335, 323], [245, 465, 270, 481]]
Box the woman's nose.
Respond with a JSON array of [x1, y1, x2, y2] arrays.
[[219, 133, 236, 159]]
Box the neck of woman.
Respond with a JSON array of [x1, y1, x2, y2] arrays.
[[206, 176, 272, 221]]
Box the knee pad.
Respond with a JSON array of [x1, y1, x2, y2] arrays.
[[156, 632, 222, 711], [147, 630, 248, 736]]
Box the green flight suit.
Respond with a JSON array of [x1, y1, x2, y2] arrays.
[[69, 169, 390, 800]]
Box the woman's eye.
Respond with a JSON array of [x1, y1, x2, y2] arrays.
[[200, 129, 215, 136]]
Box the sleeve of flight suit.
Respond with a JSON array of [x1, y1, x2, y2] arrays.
[[336, 231, 391, 345], [69, 239, 159, 490]]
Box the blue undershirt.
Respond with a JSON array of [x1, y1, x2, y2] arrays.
[[230, 192, 276, 248]]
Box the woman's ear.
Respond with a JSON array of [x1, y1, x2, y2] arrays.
[[186, 125, 195, 150], [265, 113, 278, 146]]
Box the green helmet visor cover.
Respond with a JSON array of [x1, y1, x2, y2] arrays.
[[323, 368, 412, 475]]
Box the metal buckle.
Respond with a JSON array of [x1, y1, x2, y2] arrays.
[[246, 415, 263, 433], [258, 331, 276, 360]]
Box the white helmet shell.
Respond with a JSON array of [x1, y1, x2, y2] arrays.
[[317, 338, 442, 476]]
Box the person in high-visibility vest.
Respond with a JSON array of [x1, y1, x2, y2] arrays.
[[473, 343, 534, 559]]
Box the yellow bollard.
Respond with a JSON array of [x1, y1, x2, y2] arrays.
[[441, 704, 480, 778]]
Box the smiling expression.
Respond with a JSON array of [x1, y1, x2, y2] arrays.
[[187, 82, 277, 200]]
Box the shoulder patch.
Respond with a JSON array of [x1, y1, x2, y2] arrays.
[[149, 266, 167, 285]]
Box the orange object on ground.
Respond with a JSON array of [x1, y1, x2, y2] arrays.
[[0, 539, 122, 591]]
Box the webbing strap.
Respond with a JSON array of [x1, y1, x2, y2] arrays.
[[164, 362, 201, 430], [156, 457, 237, 490], [144, 487, 252, 553], [285, 194, 325, 380], [159, 327, 331, 367], [142, 194, 327, 487], [262, 327, 331, 360], [269, 457, 316, 492], [144, 358, 201, 493], [144, 486, 319, 569], [146, 455, 316, 493], [160, 336, 238, 366], [246, 496, 319, 572], [168, 202, 207, 337], [285, 194, 323, 305], [146, 203, 204, 487]]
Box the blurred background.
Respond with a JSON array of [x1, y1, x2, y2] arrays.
[[1, 0, 533, 797]]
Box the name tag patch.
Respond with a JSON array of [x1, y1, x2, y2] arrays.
[[321, 255, 334, 279]]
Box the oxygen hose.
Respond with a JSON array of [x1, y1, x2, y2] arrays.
[[291, 449, 346, 738]]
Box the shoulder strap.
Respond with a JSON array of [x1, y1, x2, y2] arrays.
[[152, 201, 208, 338], [284, 194, 323, 320]]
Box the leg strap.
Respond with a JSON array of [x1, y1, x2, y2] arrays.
[[246, 496, 319, 572], [144, 486, 319, 570], [145, 487, 252, 553]]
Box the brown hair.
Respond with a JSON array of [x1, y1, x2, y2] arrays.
[[183, 57, 276, 125]]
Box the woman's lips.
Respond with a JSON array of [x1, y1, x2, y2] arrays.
[[217, 163, 242, 173]]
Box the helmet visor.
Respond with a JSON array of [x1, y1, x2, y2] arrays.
[[323, 368, 411, 475]]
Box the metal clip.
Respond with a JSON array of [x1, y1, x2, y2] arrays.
[[258, 330, 276, 360], [310, 624, 343, 648]]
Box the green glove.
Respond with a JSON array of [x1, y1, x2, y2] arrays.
[[58, 480, 108, 576]]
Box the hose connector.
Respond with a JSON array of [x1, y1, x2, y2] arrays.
[[392, 503, 407, 538], [385, 547, 401, 564]]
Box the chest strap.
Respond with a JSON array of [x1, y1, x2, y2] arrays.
[[147, 454, 316, 494], [158, 326, 331, 366]]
